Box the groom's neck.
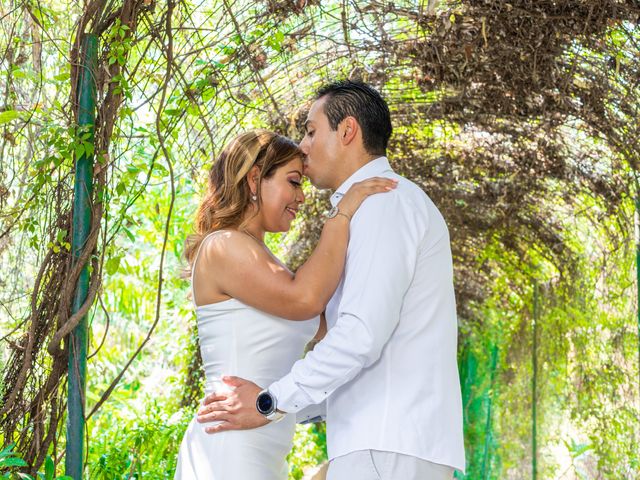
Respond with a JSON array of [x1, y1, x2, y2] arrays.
[[331, 153, 381, 190]]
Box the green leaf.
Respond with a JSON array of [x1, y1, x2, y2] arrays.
[[0, 442, 15, 458], [122, 226, 136, 242], [115, 181, 126, 196], [83, 141, 94, 156], [0, 457, 28, 467], [44, 456, 54, 480], [154, 163, 168, 175], [266, 30, 285, 52], [186, 104, 199, 116], [79, 128, 92, 140], [0, 110, 21, 124], [53, 71, 70, 82], [105, 255, 121, 275], [74, 143, 85, 159], [202, 87, 216, 102]]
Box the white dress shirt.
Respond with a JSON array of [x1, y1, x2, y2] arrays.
[[270, 157, 466, 473]]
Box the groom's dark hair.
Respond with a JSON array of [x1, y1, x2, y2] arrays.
[[315, 80, 392, 156]]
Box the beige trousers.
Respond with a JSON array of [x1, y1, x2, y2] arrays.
[[326, 450, 455, 480]]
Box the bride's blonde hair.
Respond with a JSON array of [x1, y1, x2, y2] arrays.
[[185, 130, 303, 267]]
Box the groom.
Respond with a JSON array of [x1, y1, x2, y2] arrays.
[[197, 80, 465, 479]]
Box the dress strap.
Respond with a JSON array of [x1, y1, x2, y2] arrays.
[[191, 230, 226, 307]]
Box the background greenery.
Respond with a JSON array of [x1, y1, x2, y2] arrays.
[[1, 0, 639, 479]]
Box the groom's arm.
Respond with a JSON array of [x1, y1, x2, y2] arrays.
[[269, 191, 425, 413]]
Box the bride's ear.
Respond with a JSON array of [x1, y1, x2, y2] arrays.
[[246, 165, 261, 197]]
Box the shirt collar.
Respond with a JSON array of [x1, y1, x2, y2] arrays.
[[330, 156, 393, 207]]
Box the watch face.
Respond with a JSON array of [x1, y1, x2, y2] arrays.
[[327, 206, 338, 219], [257, 392, 274, 414]]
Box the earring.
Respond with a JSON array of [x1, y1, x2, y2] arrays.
[[251, 194, 257, 201]]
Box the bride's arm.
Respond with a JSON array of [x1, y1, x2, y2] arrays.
[[198, 177, 396, 320]]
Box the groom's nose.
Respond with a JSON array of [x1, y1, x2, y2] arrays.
[[299, 135, 310, 154]]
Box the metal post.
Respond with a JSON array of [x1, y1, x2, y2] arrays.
[[532, 282, 539, 480], [458, 342, 476, 479], [65, 33, 97, 480], [481, 344, 498, 479]]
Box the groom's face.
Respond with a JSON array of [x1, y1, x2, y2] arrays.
[[299, 97, 341, 190]]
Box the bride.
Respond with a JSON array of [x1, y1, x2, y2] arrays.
[[174, 129, 395, 479]]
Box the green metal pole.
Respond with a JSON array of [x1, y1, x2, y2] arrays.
[[65, 33, 97, 480], [481, 344, 498, 479], [460, 343, 476, 479], [532, 282, 539, 480]]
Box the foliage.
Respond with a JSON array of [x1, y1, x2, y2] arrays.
[[87, 401, 188, 479], [1, 444, 71, 480], [287, 423, 328, 480], [1, 0, 639, 478]]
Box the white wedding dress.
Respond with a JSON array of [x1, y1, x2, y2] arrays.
[[174, 232, 318, 479]]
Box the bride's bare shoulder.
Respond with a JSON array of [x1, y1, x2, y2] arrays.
[[200, 229, 266, 265]]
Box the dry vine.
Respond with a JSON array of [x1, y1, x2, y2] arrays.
[[1, 0, 150, 470]]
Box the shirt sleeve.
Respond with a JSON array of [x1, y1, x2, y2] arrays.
[[295, 400, 326, 424], [269, 190, 427, 413]]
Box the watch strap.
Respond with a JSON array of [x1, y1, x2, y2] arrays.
[[266, 409, 286, 422]]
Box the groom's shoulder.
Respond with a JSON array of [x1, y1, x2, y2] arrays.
[[393, 174, 441, 212], [385, 174, 432, 209], [354, 177, 425, 220]]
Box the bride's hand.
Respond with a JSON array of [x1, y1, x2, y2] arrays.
[[337, 177, 398, 219]]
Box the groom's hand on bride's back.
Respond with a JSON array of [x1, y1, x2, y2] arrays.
[[196, 376, 269, 433]]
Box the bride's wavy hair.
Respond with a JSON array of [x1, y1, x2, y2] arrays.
[[185, 129, 303, 268]]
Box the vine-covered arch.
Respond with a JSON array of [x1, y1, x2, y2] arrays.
[[0, 0, 638, 477]]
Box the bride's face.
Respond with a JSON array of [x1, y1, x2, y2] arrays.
[[258, 157, 305, 233]]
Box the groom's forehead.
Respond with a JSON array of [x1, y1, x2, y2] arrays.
[[305, 102, 325, 124], [309, 97, 327, 117]]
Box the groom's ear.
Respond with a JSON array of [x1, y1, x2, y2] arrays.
[[339, 116, 359, 146]]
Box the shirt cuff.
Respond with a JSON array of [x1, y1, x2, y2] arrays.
[[296, 401, 326, 424], [269, 373, 315, 413]]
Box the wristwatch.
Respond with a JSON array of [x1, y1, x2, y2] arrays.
[[326, 206, 351, 221], [256, 389, 286, 422]]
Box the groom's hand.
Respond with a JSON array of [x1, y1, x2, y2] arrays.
[[196, 376, 268, 434]]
